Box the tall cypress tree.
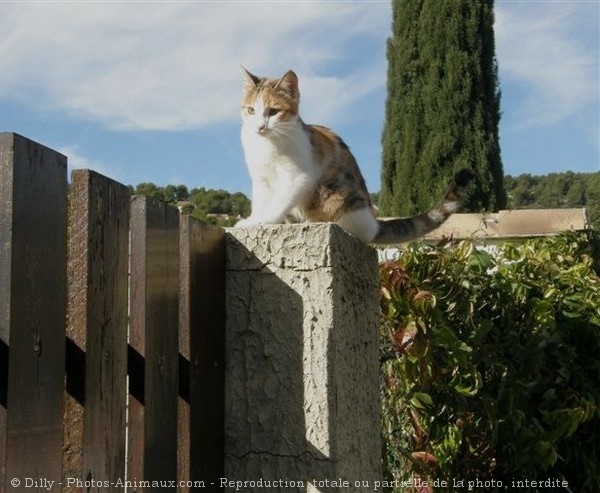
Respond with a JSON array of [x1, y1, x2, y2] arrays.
[[380, 0, 505, 215]]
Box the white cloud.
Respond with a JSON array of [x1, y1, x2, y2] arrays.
[[495, 2, 599, 127], [0, 2, 390, 131], [3, 1, 596, 142], [58, 145, 129, 185]]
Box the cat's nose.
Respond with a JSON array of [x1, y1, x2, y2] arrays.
[[258, 123, 267, 134]]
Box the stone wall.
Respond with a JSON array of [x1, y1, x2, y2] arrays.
[[224, 223, 381, 492]]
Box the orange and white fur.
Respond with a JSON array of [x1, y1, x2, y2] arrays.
[[236, 68, 473, 244]]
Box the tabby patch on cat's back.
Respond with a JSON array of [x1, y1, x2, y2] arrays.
[[236, 67, 474, 245]]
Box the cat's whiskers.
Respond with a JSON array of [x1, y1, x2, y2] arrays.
[[270, 121, 302, 148]]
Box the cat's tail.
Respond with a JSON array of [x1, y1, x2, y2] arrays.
[[372, 168, 474, 245]]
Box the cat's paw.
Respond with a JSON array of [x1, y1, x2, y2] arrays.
[[234, 217, 258, 228]]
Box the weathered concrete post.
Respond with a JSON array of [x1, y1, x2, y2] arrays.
[[224, 223, 381, 492]]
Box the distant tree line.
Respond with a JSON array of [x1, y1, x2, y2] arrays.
[[504, 172, 599, 229], [129, 183, 250, 226], [131, 170, 599, 230]]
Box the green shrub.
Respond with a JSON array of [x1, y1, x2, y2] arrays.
[[380, 232, 600, 492]]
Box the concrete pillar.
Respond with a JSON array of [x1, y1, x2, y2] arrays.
[[224, 223, 381, 492]]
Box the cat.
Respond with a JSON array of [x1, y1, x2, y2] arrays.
[[235, 68, 473, 244]]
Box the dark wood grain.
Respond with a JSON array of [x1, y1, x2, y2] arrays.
[[1, 132, 227, 488], [0, 132, 67, 487], [64, 169, 130, 488], [179, 216, 225, 490], [129, 195, 180, 487]]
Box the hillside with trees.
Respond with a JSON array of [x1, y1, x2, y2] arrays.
[[505, 172, 599, 229], [131, 170, 598, 230], [130, 183, 250, 226]]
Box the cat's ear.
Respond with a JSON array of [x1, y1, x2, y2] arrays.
[[241, 66, 261, 90], [275, 70, 299, 99]]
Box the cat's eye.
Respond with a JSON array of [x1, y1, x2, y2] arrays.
[[246, 106, 255, 115], [267, 108, 280, 117]]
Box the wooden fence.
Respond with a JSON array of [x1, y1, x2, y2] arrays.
[[0, 132, 225, 491]]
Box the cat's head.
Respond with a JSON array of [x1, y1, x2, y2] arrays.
[[240, 68, 300, 136]]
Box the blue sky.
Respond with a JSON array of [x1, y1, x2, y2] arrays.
[[1, 1, 598, 197]]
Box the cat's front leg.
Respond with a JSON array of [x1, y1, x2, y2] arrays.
[[234, 179, 274, 227], [235, 212, 286, 227], [235, 200, 289, 227], [235, 172, 312, 227]]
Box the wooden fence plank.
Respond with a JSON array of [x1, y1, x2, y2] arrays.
[[186, 217, 226, 489], [129, 195, 180, 486], [1, 132, 227, 488], [0, 132, 67, 486], [64, 170, 130, 489], [128, 196, 147, 484], [178, 217, 193, 491], [179, 216, 226, 490], [0, 339, 6, 489]]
